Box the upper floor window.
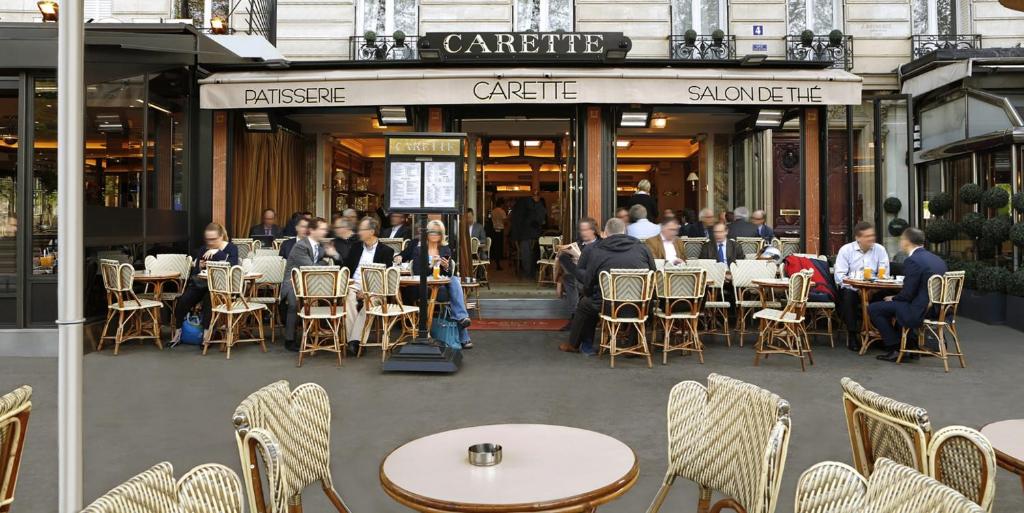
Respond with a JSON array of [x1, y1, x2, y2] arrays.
[[787, 0, 841, 34], [671, 0, 727, 34], [84, 0, 113, 20], [912, 0, 956, 34], [359, 0, 419, 37], [514, 0, 573, 32]]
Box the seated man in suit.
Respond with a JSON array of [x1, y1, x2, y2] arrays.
[[248, 208, 282, 245], [684, 208, 716, 239], [343, 216, 396, 350], [699, 222, 744, 265], [277, 217, 309, 259], [726, 206, 759, 238], [382, 213, 412, 240], [750, 209, 774, 242], [280, 217, 339, 352], [869, 227, 947, 362], [645, 217, 685, 265]]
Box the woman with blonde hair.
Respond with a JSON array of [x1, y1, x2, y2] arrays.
[[625, 178, 658, 222], [170, 222, 239, 345], [397, 218, 474, 348]]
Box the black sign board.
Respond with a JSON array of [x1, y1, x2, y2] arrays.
[[384, 133, 466, 215], [419, 32, 631, 62]]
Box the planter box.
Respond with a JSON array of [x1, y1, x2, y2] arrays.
[[959, 288, 1006, 325], [1006, 295, 1024, 333]]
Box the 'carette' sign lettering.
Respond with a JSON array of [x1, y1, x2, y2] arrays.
[[419, 32, 631, 62]]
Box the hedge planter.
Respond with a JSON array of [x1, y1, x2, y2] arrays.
[[1006, 295, 1024, 332], [959, 289, 1006, 325]]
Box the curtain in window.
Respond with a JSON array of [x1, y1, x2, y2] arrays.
[[230, 129, 306, 240], [912, 0, 955, 34], [787, 0, 836, 34], [515, 0, 573, 32], [672, 0, 724, 33], [362, 0, 418, 36]]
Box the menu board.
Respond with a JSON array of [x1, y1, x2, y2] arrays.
[[423, 161, 456, 209], [388, 161, 422, 209]]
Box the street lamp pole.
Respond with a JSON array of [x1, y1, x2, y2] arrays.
[[57, 0, 85, 511]]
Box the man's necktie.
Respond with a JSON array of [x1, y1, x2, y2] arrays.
[[718, 243, 726, 263]]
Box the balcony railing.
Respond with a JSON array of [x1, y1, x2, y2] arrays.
[[669, 33, 737, 60], [349, 35, 420, 61], [245, 0, 277, 45], [911, 34, 982, 60], [785, 33, 853, 70]]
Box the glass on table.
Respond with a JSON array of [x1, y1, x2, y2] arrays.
[[877, 267, 886, 280], [862, 267, 873, 280]]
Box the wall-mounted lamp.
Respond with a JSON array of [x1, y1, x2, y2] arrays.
[[377, 106, 411, 126], [615, 140, 632, 149], [37, 0, 58, 22], [686, 172, 699, 191], [651, 116, 667, 129], [210, 16, 228, 35]]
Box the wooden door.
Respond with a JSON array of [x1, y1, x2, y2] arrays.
[[772, 136, 802, 238]]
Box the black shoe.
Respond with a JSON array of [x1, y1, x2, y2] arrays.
[[876, 350, 900, 362], [284, 340, 300, 352], [847, 342, 862, 352], [457, 317, 472, 329], [347, 340, 360, 355]]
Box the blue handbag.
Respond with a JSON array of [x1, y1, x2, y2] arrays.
[[430, 316, 462, 351], [179, 314, 204, 346]]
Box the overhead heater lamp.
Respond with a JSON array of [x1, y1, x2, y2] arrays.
[[619, 111, 651, 128], [377, 106, 411, 126], [755, 109, 784, 128], [243, 112, 275, 132], [37, 0, 58, 21]]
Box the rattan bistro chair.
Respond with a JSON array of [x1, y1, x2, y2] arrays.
[[0, 386, 31, 512], [292, 266, 350, 367], [233, 238, 260, 260], [98, 259, 163, 355], [647, 374, 791, 513], [248, 256, 287, 343], [203, 262, 267, 359], [681, 237, 708, 260], [272, 237, 291, 251], [795, 458, 984, 513], [379, 237, 407, 256], [141, 253, 192, 316], [652, 268, 707, 364], [233, 381, 352, 513], [598, 269, 655, 368], [790, 254, 837, 348], [735, 237, 765, 257], [536, 236, 561, 287], [773, 238, 802, 259], [80, 461, 243, 513], [841, 378, 996, 511], [690, 259, 732, 347], [731, 260, 781, 345], [359, 264, 418, 360], [470, 237, 491, 288], [753, 270, 814, 371], [898, 271, 967, 372]]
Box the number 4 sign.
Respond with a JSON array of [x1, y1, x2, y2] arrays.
[[752, 25, 764, 36]]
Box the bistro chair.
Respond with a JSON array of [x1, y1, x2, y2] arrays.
[[647, 374, 791, 513], [203, 261, 267, 359], [773, 237, 802, 259], [689, 259, 732, 347], [140, 253, 192, 318], [359, 264, 417, 360], [795, 458, 983, 513], [898, 271, 966, 372], [254, 248, 279, 258], [248, 256, 286, 343], [753, 270, 814, 371], [841, 377, 996, 511], [536, 236, 561, 287], [292, 265, 349, 367], [379, 237, 407, 256], [96, 249, 133, 265], [681, 237, 708, 260], [470, 237, 491, 289], [0, 385, 31, 512], [80, 461, 243, 513], [597, 269, 655, 368], [272, 237, 292, 251], [233, 238, 260, 260], [786, 254, 837, 348], [652, 268, 707, 364], [98, 259, 163, 355], [233, 380, 352, 513], [735, 237, 765, 257], [731, 260, 781, 345]]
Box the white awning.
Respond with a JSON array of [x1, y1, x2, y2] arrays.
[[901, 60, 972, 98], [205, 34, 286, 63], [199, 66, 863, 109]]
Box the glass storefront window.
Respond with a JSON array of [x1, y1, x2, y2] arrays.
[[85, 76, 147, 209], [0, 80, 18, 294], [147, 71, 189, 211], [850, 102, 875, 227], [33, 78, 58, 275]]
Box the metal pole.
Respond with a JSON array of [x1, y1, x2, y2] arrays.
[[58, 1, 85, 511]]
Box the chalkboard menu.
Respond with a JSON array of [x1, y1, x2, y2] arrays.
[[384, 134, 465, 214]]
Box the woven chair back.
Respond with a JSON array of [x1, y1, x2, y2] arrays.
[[234, 239, 259, 260], [665, 374, 791, 513], [144, 254, 192, 280], [599, 269, 653, 302], [927, 426, 997, 511], [232, 381, 335, 513], [80, 461, 178, 513], [176, 463, 244, 513], [379, 238, 406, 255], [841, 377, 931, 476], [0, 385, 31, 509], [865, 458, 985, 513], [250, 256, 286, 284], [483, 237, 492, 252], [254, 248, 279, 258], [296, 266, 347, 300], [773, 238, 801, 258], [930, 271, 965, 307], [99, 259, 121, 291], [655, 268, 706, 301], [735, 237, 764, 256], [731, 260, 778, 304], [272, 238, 291, 251], [787, 270, 813, 304], [795, 461, 867, 513], [206, 262, 235, 295], [470, 237, 481, 255], [360, 263, 393, 296], [688, 259, 728, 296], [681, 238, 708, 260], [97, 250, 133, 265]]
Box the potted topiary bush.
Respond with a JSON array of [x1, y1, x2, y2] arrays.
[[1006, 269, 1024, 333], [959, 264, 1009, 324]]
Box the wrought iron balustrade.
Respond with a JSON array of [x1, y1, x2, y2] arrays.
[[669, 33, 736, 60], [785, 33, 853, 70], [911, 34, 982, 59], [349, 35, 420, 61], [245, 0, 277, 45]]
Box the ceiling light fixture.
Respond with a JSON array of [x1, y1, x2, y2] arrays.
[[377, 106, 410, 126], [651, 116, 667, 129], [615, 140, 632, 149], [508, 140, 542, 148], [619, 110, 651, 128], [37, 0, 58, 22]]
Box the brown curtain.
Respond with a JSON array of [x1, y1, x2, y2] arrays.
[[230, 129, 307, 239]]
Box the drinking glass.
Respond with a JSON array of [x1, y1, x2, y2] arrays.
[[877, 267, 886, 279], [862, 267, 873, 280]]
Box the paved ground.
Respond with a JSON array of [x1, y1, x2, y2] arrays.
[[4, 318, 1024, 512]]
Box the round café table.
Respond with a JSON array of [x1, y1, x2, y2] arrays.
[[380, 424, 638, 513], [981, 419, 1024, 492], [399, 276, 451, 332], [133, 270, 183, 302], [842, 278, 903, 354]]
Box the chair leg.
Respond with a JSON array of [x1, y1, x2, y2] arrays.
[[638, 323, 652, 369], [202, 313, 218, 355], [113, 310, 126, 356], [697, 486, 713, 513], [826, 311, 835, 348], [323, 484, 352, 513], [257, 312, 267, 353], [937, 325, 950, 373], [661, 319, 671, 365], [225, 314, 234, 360], [691, 318, 704, 364], [645, 478, 674, 513], [98, 309, 114, 352], [950, 324, 966, 368], [298, 320, 310, 367]]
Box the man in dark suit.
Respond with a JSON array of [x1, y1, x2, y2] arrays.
[[684, 208, 716, 239], [727, 206, 759, 239], [248, 209, 282, 244], [343, 217, 396, 347], [751, 209, 774, 242], [699, 222, 745, 265], [280, 217, 339, 351], [869, 227, 947, 362], [278, 217, 309, 259], [381, 213, 412, 240]]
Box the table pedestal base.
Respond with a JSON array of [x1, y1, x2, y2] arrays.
[[382, 337, 462, 373]]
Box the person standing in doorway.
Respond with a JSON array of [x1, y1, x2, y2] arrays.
[[625, 179, 658, 221], [509, 194, 546, 279], [490, 200, 508, 270]]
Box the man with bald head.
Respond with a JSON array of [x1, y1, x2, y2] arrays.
[[751, 209, 774, 242], [684, 208, 716, 238], [559, 217, 656, 353]]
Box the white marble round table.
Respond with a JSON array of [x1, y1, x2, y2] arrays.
[[380, 424, 639, 512], [981, 419, 1024, 492]]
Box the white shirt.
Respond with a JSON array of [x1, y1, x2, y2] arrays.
[[352, 241, 378, 288], [662, 237, 678, 262], [835, 241, 890, 290], [626, 219, 661, 240], [387, 225, 403, 238]]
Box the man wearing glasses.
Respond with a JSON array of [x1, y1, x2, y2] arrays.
[[342, 217, 396, 351]]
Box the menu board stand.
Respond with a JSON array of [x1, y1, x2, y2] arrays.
[[381, 133, 466, 374]]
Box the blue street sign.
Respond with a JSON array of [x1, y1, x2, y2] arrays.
[[752, 25, 764, 36]]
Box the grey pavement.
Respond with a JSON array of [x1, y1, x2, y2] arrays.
[[3, 318, 1023, 512]]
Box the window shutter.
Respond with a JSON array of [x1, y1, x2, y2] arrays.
[[84, 0, 114, 20]]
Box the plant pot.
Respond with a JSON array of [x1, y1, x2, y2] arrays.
[[1005, 295, 1024, 332], [959, 288, 1007, 325]]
